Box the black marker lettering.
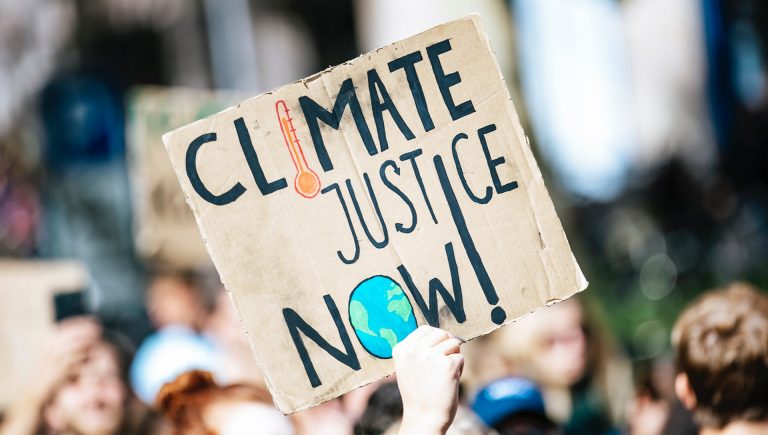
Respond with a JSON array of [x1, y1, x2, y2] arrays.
[[380, 160, 417, 234], [186, 132, 246, 206], [397, 242, 466, 327], [299, 78, 377, 172], [427, 40, 476, 121], [434, 155, 506, 325], [478, 124, 518, 194], [283, 294, 360, 388], [368, 69, 415, 151], [321, 183, 360, 264], [388, 51, 435, 132], [346, 175, 389, 249], [399, 149, 437, 224], [234, 118, 287, 195], [452, 132, 492, 204]]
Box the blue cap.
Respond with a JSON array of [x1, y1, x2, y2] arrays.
[[471, 377, 547, 427]]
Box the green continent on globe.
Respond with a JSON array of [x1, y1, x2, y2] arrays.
[[349, 300, 376, 336], [386, 284, 403, 299], [386, 296, 412, 322], [379, 328, 398, 349]]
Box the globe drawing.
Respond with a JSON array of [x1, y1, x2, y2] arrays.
[[348, 275, 418, 358]]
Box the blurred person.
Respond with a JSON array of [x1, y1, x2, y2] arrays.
[[355, 382, 402, 435], [341, 380, 387, 426], [145, 270, 213, 331], [156, 370, 293, 435], [0, 317, 157, 435], [206, 282, 388, 413], [133, 272, 302, 405], [358, 381, 491, 435], [382, 407, 491, 435], [131, 270, 220, 404], [627, 378, 672, 435], [203, 288, 265, 388], [471, 376, 560, 435], [442, 407, 495, 435], [130, 321, 219, 404], [156, 325, 464, 435], [291, 399, 354, 435], [671, 282, 768, 435], [660, 400, 699, 435], [466, 297, 632, 434], [205, 285, 394, 434], [626, 363, 697, 435]]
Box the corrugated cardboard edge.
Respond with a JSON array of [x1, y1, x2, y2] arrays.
[[469, 13, 588, 294]]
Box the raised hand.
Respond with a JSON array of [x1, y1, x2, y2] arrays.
[[393, 325, 464, 435]]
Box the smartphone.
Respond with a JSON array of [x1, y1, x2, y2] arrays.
[[53, 291, 88, 322]]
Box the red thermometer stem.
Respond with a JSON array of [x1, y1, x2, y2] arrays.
[[276, 100, 321, 198]]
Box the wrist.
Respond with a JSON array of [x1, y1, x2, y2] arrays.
[[399, 412, 448, 435]]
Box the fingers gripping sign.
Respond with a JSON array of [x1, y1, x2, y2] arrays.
[[393, 326, 465, 435]]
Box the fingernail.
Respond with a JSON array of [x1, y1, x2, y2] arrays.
[[456, 336, 467, 343]]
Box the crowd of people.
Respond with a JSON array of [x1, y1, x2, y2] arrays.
[[0, 271, 766, 435]]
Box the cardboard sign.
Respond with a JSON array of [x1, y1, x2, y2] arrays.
[[163, 15, 587, 413], [0, 260, 88, 409], [127, 87, 242, 269]]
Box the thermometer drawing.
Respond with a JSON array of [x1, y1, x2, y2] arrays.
[[276, 100, 321, 198]]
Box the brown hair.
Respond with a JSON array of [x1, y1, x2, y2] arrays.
[[156, 370, 273, 435], [672, 282, 768, 428], [149, 269, 218, 312]]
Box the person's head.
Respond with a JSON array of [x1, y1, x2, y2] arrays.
[[157, 370, 293, 435], [146, 270, 216, 330], [44, 332, 133, 435], [471, 377, 560, 435], [491, 298, 588, 388], [672, 282, 768, 429], [354, 381, 403, 435], [466, 296, 631, 428]]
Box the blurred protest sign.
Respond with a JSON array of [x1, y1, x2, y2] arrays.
[[127, 87, 241, 269], [0, 260, 88, 408], [163, 15, 587, 412]]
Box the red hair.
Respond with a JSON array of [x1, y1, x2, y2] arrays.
[[157, 370, 273, 435]]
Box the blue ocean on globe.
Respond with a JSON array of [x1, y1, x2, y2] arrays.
[[348, 275, 418, 358]]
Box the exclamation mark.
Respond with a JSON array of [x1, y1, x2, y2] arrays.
[[433, 154, 507, 325]]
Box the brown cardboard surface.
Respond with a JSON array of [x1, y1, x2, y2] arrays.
[[162, 15, 587, 413], [0, 260, 88, 409], [127, 87, 242, 269]]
